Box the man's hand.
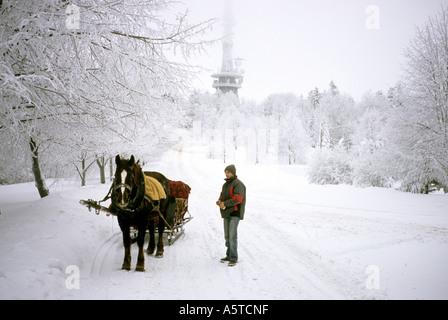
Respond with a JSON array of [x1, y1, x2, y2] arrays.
[[216, 200, 225, 209]]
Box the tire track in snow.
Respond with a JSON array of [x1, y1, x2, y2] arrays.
[[90, 232, 122, 278], [240, 217, 349, 299], [167, 150, 349, 299], [79, 231, 122, 298], [163, 151, 270, 298]]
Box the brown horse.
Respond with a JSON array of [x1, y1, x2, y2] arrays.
[[111, 155, 171, 271]]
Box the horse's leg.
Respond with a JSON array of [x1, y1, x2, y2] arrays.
[[147, 219, 155, 254], [122, 244, 131, 270], [156, 216, 165, 258], [135, 220, 147, 272], [119, 223, 132, 271]]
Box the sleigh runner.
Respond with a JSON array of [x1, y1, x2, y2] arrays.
[[80, 178, 192, 245]]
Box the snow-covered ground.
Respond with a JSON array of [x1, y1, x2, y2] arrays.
[[1, 148, 447, 300]]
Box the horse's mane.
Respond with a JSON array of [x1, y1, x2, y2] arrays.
[[131, 160, 142, 186]]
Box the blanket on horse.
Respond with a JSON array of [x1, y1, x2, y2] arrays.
[[168, 180, 191, 199], [144, 175, 167, 201]]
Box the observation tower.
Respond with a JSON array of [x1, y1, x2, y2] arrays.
[[211, 0, 244, 96]]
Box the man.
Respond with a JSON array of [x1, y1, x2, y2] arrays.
[[216, 164, 246, 267]]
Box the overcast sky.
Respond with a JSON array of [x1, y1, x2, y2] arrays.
[[175, 0, 446, 103]]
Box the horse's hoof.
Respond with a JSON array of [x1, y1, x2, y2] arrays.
[[155, 253, 164, 258], [122, 256, 131, 270], [136, 258, 145, 271]]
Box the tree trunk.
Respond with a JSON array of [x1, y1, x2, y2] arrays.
[[29, 137, 49, 198], [109, 157, 114, 182], [96, 155, 106, 184], [81, 157, 86, 187], [74, 152, 96, 186]]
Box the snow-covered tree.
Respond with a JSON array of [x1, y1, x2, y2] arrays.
[[0, 0, 215, 195], [304, 83, 356, 149], [261, 93, 308, 164], [306, 88, 321, 147], [329, 80, 339, 96], [350, 92, 390, 187], [383, 6, 448, 193], [307, 144, 353, 185]]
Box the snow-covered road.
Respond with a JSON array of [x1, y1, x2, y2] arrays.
[[1, 149, 447, 299]]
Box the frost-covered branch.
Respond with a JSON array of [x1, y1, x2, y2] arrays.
[[0, 0, 217, 194]]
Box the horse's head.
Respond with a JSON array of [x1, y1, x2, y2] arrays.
[[112, 154, 139, 209]]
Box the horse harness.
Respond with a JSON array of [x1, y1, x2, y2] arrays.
[[99, 169, 174, 232]]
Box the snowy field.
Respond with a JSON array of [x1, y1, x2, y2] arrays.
[[0, 149, 447, 300]]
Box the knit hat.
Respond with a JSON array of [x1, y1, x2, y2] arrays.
[[224, 164, 236, 176]]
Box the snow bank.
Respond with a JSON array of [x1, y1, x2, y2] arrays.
[[0, 181, 113, 299]]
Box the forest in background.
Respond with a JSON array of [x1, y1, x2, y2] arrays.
[[1, 1, 447, 196]]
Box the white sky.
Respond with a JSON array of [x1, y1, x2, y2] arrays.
[[175, 0, 446, 102]]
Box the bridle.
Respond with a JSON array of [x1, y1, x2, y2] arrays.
[[113, 182, 132, 209], [112, 169, 135, 210], [110, 164, 148, 213], [99, 160, 175, 231]]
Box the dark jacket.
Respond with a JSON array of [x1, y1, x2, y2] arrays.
[[218, 176, 246, 220]]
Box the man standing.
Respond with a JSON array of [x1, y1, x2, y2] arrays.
[[216, 164, 246, 267]]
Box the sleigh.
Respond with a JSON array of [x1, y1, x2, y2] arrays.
[[80, 179, 192, 245]]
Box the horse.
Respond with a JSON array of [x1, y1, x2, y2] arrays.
[[110, 154, 171, 272]]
